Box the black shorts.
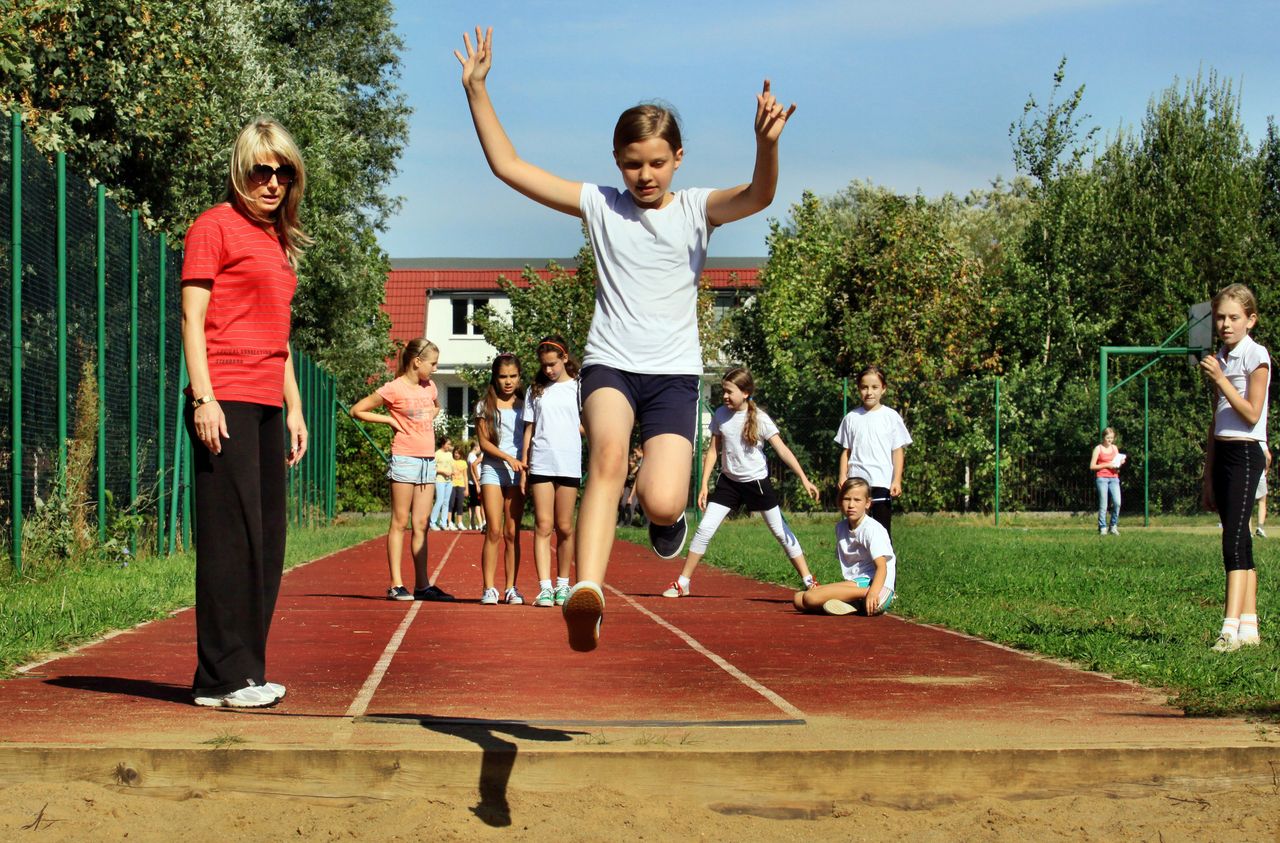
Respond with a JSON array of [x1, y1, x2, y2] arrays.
[[579, 365, 698, 444], [526, 473, 580, 488], [708, 475, 780, 512], [450, 486, 465, 515]]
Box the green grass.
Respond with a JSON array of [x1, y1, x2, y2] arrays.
[[623, 512, 1280, 717], [0, 514, 385, 677]]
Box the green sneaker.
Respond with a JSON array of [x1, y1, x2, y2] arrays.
[[553, 584, 571, 606], [534, 587, 555, 607]]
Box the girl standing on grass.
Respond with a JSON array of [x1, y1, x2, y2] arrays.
[[1089, 427, 1124, 536], [521, 336, 583, 608], [476, 353, 526, 605], [793, 477, 896, 617], [834, 365, 912, 536], [663, 368, 819, 598], [1200, 283, 1269, 652], [349, 338, 451, 602], [430, 437, 455, 530], [456, 26, 795, 650]]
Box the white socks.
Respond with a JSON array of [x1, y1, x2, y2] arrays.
[[555, 577, 570, 589], [1220, 618, 1240, 640], [677, 575, 691, 589], [1239, 613, 1259, 642]]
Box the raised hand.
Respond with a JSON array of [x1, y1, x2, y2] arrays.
[[454, 26, 493, 90], [754, 79, 796, 144]]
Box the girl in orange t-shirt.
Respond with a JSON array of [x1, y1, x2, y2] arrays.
[[350, 338, 453, 601]]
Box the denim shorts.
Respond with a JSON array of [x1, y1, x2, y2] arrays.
[[479, 457, 520, 488], [386, 455, 437, 485]]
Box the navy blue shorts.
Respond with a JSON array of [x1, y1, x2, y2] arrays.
[[580, 365, 699, 445]]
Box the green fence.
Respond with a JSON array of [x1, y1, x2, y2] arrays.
[[3, 112, 336, 572]]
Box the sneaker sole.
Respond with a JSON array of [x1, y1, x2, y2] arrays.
[[563, 583, 604, 652], [822, 599, 858, 616]]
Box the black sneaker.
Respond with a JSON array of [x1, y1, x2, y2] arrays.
[[386, 585, 413, 601], [414, 584, 455, 602], [648, 514, 688, 560]]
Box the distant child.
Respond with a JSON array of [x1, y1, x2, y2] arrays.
[[521, 336, 583, 608], [618, 445, 643, 527], [834, 365, 912, 536], [467, 440, 484, 530], [476, 353, 526, 605], [430, 437, 455, 530], [457, 26, 796, 650], [1200, 283, 1268, 652], [663, 368, 819, 598], [1089, 427, 1125, 535], [794, 478, 896, 617], [1253, 444, 1271, 538], [450, 445, 469, 530], [348, 338, 452, 601]]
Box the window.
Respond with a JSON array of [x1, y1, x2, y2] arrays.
[[447, 386, 466, 420], [451, 297, 490, 336]]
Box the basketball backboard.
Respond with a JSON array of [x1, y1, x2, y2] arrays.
[[1187, 301, 1212, 364]]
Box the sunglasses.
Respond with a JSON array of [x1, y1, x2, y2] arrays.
[[248, 164, 297, 186]]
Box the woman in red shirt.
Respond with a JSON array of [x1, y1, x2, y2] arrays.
[[182, 118, 310, 708], [1089, 427, 1124, 536]]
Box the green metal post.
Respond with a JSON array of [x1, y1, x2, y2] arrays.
[[1144, 376, 1150, 528], [994, 376, 1001, 526], [10, 112, 23, 571], [96, 184, 106, 540], [1100, 348, 1109, 434], [328, 375, 336, 521], [56, 152, 67, 478], [128, 210, 138, 552], [182, 433, 192, 550], [156, 234, 167, 553], [168, 348, 188, 555]]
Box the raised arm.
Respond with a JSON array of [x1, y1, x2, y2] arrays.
[[706, 79, 797, 227], [455, 27, 583, 217]]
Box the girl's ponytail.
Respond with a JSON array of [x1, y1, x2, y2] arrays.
[[743, 398, 759, 448], [722, 367, 759, 447]]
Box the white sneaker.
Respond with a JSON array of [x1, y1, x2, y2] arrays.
[[1211, 634, 1241, 653], [1238, 634, 1261, 647], [563, 581, 604, 652], [1099, 527, 1106, 535], [193, 683, 279, 708], [822, 599, 858, 616], [429, 523, 442, 531], [504, 587, 524, 605], [1255, 526, 1267, 538], [662, 580, 690, 598], [262, 682, 286, 702], [1109, 525, 1119, 536], [448, 523, 459, 531], [480, 587, 500, 605], [533, 587, 555, 607]]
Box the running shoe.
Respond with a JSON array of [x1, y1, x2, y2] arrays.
[[386, 585, 413, 601], [480, 587, 500, 605], [563, 581, 604, 652], [534, 587, 555, 607], [192, 683, 279, 709], [414, 584, 455, 601], [262, 682, 286, 703], [553, 584, 571, 606], [1108, 525, 1119, 536], [1239, 634, 1262, 647], [822, 599, 858, 616], [504, 587, 524, 605], [1211, 634, 1241, 653], [1256, 526, 1267, 538], [662, 580, 690, 598], [648, 514, 688, 560]]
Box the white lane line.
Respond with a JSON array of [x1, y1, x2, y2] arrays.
[[345, 533, 461, 720], [603, 584, 806, 720]]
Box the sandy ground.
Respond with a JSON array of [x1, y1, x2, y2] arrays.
[[2, 780, 1277, 841]]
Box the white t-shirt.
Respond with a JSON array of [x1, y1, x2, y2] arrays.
[[711, 404, 779, 482], [525, 379, 583, 477], [836, 516, 896, 593], [579, 183, 714, 375], [833, 406, 913, 488], [1214, 334, 1270, 441]]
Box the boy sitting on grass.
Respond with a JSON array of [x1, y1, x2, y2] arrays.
[[794, 477, 896, 616]]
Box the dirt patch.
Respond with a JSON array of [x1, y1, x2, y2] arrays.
[[1, 780, 1276, 841]]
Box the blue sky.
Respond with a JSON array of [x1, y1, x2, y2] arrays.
[[380, 0, 1280, 259]]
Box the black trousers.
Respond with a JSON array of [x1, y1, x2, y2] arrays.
[[1212, 439, 1263, 572], [869, 486, 893, 537], [186, 401, 286, 696]]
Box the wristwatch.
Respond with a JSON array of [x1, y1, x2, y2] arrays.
[[190, 394, 216, 409]]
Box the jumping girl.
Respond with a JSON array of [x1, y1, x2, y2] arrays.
[[456, 26, 796, 650], [476, 353, 526, 605], [521, 336, 583, 608], [663, 368, 819, 598], [349, 338, 448, 601], [1200, 283, 1269, 652], [834, 365, 912, 536], [794, 477, 897, 617]]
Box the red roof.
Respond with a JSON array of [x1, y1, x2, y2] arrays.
[[382, 258, 762, 345]]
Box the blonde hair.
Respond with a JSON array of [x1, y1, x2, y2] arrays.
[[396, 338, 438, 377], [226, 117, 313, 265], [1211, 283, 1259, 320], [722, 367, 760, 448]]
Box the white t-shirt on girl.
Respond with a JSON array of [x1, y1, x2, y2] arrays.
[[836, 516, 897, 593], [578, 184, 714, 376], [1214, 334, 1270, 441], [711, 404, 779, 483], [833, 406, 913, 488], [525, 379, 583, 478], [474, 401, 525, 459]]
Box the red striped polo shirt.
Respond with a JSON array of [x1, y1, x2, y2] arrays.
[[182, 203, 297, 406]]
